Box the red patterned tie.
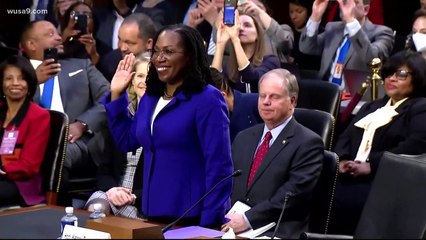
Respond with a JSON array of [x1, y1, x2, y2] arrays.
[[248, 131, 272, 187]]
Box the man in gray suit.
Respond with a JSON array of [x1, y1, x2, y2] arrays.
[[20, 20, 110, 194], [299, 0, 394, 87], [222, 69, 323, 239]]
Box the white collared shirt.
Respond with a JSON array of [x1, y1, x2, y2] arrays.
[[30, 59, 65, 113]]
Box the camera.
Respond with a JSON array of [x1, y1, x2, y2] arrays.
[[74, 13, 88, 34]]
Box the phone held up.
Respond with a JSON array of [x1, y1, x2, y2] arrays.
[[223, 0, 237, 26], [74, 13, 88, 35], [44, 48, 59, 63]]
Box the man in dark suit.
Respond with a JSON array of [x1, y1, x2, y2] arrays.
[[97, 13, 156, 81], [223, 68, 324, 239], [299, 0, 394, 86], [20, 20, 110, 194]]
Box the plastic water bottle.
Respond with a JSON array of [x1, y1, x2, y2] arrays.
[[89, 203, 106, 219], [60, 207, 78, 235]]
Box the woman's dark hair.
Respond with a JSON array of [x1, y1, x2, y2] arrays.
[[381, 50, 426, 98], [0, 55, 38, 100], [288, 0, 313, 18], [209, 67, 232, 95], [145, 24, 210, 96]]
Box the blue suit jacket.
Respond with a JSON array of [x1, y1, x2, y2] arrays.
[[103, 85, 233, 226]]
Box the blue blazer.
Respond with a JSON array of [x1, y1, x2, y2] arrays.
[[103, 85, 233, 226]]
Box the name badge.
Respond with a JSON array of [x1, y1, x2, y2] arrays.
[[333, 63, 344, 79], [0, 130, 19, 155]]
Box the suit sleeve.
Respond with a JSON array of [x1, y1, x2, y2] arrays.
[[299, 22, 327, 56], [76, 59, 110, 133], [245, 133, 323, 229], [349, 25, 394, 62], [4, 108, 50, 180], [195, 89, 233, 226], [368, 101, 426, 174], [266, 21, 294, 54]]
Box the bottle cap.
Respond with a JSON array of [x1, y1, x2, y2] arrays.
[[65, 207, 74, 214], [93, 203, 103, 211]]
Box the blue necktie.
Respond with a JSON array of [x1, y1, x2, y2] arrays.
[[40, 77, 54, 109], [35, 0, 46, 20], [331, 36, 351, 85]]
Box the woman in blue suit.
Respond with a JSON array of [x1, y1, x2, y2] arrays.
[[102, 24, 233, 227]]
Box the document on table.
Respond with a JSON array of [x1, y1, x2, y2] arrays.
[[227, 201, 276, 239]]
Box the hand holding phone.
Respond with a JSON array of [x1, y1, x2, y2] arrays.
[[44, 48, 58, 63]]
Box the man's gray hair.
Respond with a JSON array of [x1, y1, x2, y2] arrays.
[[259, 68, 299, 101]]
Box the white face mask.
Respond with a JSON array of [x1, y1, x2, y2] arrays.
[[412, 32, 426, 52]]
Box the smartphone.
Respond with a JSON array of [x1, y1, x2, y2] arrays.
[[74, 14, 87, 34], [223, 0, 237, 26], [43, 48, 58, 63]]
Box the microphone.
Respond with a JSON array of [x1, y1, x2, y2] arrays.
[[161, 169, 242, 233], [270, 192, 293, 239]]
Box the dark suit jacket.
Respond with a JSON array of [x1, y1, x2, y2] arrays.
[[94, 5, 166, 51], [97, 49, 122, 82], [1, 100, 50, 205], [231, 118, 324, 238], [230, 90, 262, 143]]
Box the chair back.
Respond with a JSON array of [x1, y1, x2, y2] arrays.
[[297, 80, 341, 120], [294, 108, 335, 151], [40, 110, 69, 205], [354, 152, 426, 239], [308, 150, 339, 234]]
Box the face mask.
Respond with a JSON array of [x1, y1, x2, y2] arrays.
[[412, 32, 426, 52]]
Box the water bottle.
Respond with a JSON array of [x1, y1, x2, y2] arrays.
[[60, 207, 78, 235], [89, 203, 106, 219]]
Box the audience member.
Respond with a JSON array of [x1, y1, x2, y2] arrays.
[[239, 0, 294, 63], [288, 0, 322, 71], [186, 0, 223, 57], [211, 11, 281, 93], [60, 1, 110, 64], [222, 68, 323, 238], [210, 67, 262, 142], [0, 55, 50, 207], [20, 20, 110, 199], [407, 9, 426, 59], [84, 55, 150, 218], [53, 0, 79, 29], [94, 0, 166, 52], [330, 50, 426, 235], [97, 13, 156, 82], [102, 24, 233, 227], [299, 0, 394, 90]]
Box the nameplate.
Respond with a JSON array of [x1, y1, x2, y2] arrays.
[[62, 224, 111, 239]]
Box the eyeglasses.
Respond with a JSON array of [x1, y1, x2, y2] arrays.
[[152, 49, 185, 59], [70, 11, 93, 19], [390, 69, 412, 81]]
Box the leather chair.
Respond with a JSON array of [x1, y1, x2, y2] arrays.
[[301, 151, 426, 239], [307, 150, 340, 235], [294, 108, 335, 151], [297, 80, 342, 120], [41, 110, 68, 205]]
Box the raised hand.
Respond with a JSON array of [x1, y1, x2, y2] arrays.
[[311, 0, 329, 22], [79, 33, 99, 64], [111, 53, 136, 100], [198, 0, 219, 26], [35, 59, 61, 84], [337, 0, 356, 23], [188, 8, 205, 28], [240, 1, 263, 17]]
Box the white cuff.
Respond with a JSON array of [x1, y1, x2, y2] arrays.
[[243, 213, 253, 229], [346, 19, 361, 37], [306, 18, 321, 37]]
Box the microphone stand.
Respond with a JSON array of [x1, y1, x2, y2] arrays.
[[270, 192, 293, 239], [161, 169, 242, 233]]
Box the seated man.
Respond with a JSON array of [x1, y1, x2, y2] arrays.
[[223, 68, 324, 239], [20, 20, 110, 200]]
